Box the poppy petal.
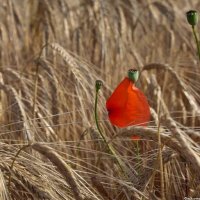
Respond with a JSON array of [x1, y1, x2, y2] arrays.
[[124, 83, 150, 126], [106, 77, 150, 127], [131, 135, 140, 141], [106, 78, 130, 127]]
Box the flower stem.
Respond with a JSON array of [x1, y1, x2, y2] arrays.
[[94, 88, 106, 142], [192, 25, 200, 60], [95, 82, 125, 173]]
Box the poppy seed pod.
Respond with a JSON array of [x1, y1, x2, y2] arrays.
[[95, 80, 103, 92], [128, 69, 139, 83], [186, 10, 198, 26]]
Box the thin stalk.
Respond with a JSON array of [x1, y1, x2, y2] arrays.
[[156, 73, 168, 200], [147, 100, 164, 198], [192, 25, 200, 60], [32, 44, 48, 120], [136, 140, 140, 157], [135, 140, 141, 168], [8, 144, 32, 189], [8, 44, 48, 192], [94, 90, 106, 142], [95, 86, 125, 173], [157, 120, 165, 200]]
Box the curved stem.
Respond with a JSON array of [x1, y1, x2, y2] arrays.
[[95, 88, 125, 173], [192, 25, 200, 60], [94, 90, 106, 142]]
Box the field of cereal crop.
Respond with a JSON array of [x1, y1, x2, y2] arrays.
[[0, 0, 200, 199]]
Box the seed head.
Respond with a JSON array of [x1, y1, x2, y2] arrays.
[[128, 69, 139, 83], [186, 10, 198, 26]]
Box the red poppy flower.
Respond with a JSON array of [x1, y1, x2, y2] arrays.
[[106, 71, 150, 139]]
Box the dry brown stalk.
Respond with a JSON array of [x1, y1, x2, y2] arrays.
[[0, 83, 33, 141], [136, 148, 177, 191], [143, 63, 200, 115], [91, 176, 112, 200], [185, 129, 200, 143], [1, 1, 200, 199], [32, 143, 84, 200], [191, 184, 200, 197], [117, 126, 181, 150], [117, 125, 200, 180], [1, 161, 52, 200], [165, 118, 200, 181], [8, 144, 32, 189], [0, 169, 10, 200]]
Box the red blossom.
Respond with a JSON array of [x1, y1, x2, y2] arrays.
[[106, 77, 150, 140]]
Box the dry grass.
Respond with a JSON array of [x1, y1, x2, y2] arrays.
[[0, 0, 200, 199]]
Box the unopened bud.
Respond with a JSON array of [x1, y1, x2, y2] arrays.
[[95, 80, 103, 92]]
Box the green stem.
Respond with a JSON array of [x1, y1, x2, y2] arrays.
[[192, 25, 200, 60], [95, 88, 125, 173], [94, 89, 106, 142]]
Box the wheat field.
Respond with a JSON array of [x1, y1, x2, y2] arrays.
[[0, 0, 200, 199]]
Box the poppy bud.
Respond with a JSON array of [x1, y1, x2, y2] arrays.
[[95, 80, 103, 92], [128, 69, 139, 83], [186, 10, 198, 26]]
